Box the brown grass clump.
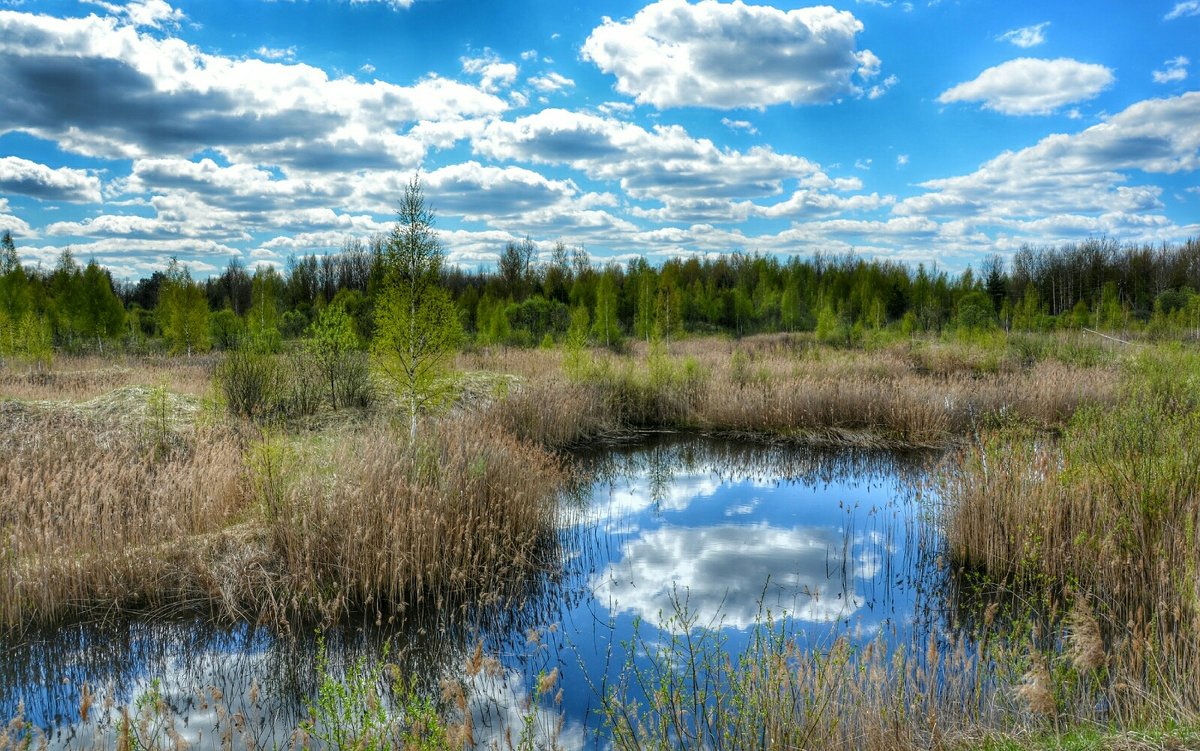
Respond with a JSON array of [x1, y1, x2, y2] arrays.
[[0, 402, 251, 631], [265, 412, 566, 624], [478, 335, 1118, 449], [942, 349, 1200, 726]]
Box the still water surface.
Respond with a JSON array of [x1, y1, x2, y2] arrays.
[[1, 437, 946, 748]]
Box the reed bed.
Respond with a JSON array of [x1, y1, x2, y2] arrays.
[[263, 413, 567, 626], [600, 598, 1200, 751], [1, 394, 566, 631], [0, 403, 250, 631], [482, 336, 1118, 449], [941, 348, 1200, 729]]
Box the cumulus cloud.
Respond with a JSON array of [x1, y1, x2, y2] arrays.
[[1153, 56, 1189, 84], [81, 0, 183, 28], [461, 51, 518, 93], [0, 197, 32, 238], [581, 0, 881, 109], [528, 71, 574, 93], [996, 21, 1049, 48], [474, 108, 825, 202], [0, 8, 506, 169], [897, 92, 1200, 245], [0, 156, 102, 202], [938, 57, 1115, 115], [721, 117, 757, 134]]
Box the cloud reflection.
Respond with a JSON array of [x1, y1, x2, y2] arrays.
[[592, 523, 865, 630]]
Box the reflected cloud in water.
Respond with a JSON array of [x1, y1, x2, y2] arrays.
[[593, 523, 866, 630]]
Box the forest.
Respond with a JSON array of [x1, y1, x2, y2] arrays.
[[3, 228, 1200, 364]]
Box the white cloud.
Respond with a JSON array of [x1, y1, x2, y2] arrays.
[[461, 51, 518, 93], [1165, 1, 1200, 20], [474, 108, 826, 203], [528, 71, 574, 93], [938, 57, 1115, 115], [581, 0, 881, 109], [996, 21, 1049, 48], [0, 156, 103, 202], [897, 92, 1200, 245], [867, 73, 898, 99], [720, 117, 757, 134], [0, 198, 32, 238], [896, 154, 909, 167], [1153, 56, 1189, 84], [255, 45, 296, 61], [347, 0, 414, 9], [593, 523, 866, 631], [854, 158, 872, 170], [0, 9, 507, 169], [81, 0, 183, 28]]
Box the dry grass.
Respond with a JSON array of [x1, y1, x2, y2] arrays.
[[262, 413, 568, 626], [0, 402, 250, 631], [1, 378, 566, 631], [0, 354, 215, 402], [941, 349, 1200, 728], [475, 335, 1119, 449]]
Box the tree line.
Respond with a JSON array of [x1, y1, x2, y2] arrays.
[[3, 223, 1200, 368]]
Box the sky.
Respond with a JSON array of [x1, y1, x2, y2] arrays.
[[0, 0, 1198, 280]]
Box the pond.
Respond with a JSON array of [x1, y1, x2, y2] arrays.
[[0, 437, 948, 748]]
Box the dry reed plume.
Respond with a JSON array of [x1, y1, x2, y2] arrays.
[[0, 402, 249, 631], [263, 413, 567, 626]]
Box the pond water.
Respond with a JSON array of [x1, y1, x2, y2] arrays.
[[0, 437, 948, 748]]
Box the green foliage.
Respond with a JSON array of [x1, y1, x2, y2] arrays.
[[372, 175, 463, 437], [208, 308, 245, 349], [308, 303, 372, 409], [77, 261, 125, 351], [301, 635, 455, 751], [302, 636, 397, 751], [955, 289, 996, 331], [157, 258, 210, 356], [814, 302, 848, 346], [592, 269, 623, 349]]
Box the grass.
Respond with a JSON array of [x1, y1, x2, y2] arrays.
[[0, 330, 1194, 749], [941, 345, 1200, 735], [477, 332, 1119, 449]]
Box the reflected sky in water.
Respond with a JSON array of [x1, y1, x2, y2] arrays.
[[1, 437, 941, 748]]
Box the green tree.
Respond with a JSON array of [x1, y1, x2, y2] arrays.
[[954, 290, 996, 331], [247, 265, 282, 351], [371, 175, 462, 439], [158, 258, 210, 356], [592, 268, 622, 349], [78, 261, 125, 353], [308, 303, 361, 409], [209, 308, 246, 349], [0, 231, 18, 274]]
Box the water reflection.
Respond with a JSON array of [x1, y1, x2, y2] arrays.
[[1, 436, 943, 748], [595, 523, 865, 629]]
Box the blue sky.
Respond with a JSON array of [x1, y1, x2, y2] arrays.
[[0, 0, 1197, 279]]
